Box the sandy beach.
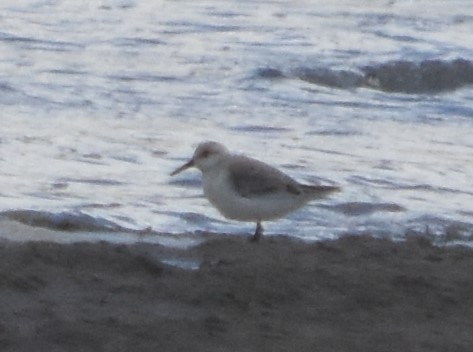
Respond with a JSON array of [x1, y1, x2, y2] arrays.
[[1, 221, 472, 352]]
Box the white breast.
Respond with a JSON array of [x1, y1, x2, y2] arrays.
[[201, 167, 307, 222]]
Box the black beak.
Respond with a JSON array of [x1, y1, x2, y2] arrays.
[[170, 159, 194, 176]]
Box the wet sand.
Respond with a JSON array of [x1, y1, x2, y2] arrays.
[[1, 222, 472, 352]]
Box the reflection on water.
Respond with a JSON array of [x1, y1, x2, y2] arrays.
[[0, 0, 472, 242]]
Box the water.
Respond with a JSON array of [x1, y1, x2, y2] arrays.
[[1, 0, 472, 244]]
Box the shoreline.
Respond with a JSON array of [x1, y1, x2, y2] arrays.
[[1, 223, 472, 351]]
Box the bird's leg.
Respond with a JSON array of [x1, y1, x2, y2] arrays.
[[250, 221, 263, 242]]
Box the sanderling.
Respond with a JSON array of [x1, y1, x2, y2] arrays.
[[171, 141, 340, 241]]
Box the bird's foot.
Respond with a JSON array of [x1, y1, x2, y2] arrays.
[[250, 222, 263, 242]]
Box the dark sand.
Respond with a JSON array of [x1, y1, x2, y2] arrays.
[[1, 224, 473, 352]]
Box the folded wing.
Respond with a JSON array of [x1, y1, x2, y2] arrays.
[[228, 156, 303, 198]]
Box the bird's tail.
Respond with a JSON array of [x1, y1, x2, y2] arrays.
[[301, 184, 341, 199]]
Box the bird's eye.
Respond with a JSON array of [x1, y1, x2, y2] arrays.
[[201, 150, 210, 158]]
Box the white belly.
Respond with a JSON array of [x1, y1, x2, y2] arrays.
[[202, 170, 306, 222]]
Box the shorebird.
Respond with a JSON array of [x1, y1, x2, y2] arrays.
[[171, 141, 340, 241]]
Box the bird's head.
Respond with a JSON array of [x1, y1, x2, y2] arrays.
[[170, 141, 230, 175]]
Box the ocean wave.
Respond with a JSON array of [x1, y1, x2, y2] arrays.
[[330, 202, 406, 216], [362, 58, 473, 93], [0, 210, 127, 232], [0, 82, 20, 105], [294, 67, 363, 89], [256, 58, 473, 94]]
